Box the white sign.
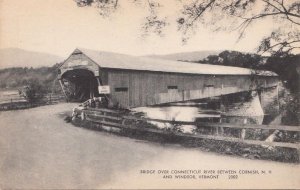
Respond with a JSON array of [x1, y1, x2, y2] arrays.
[[98, 85, 110, 94]]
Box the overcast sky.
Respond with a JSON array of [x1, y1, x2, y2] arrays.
[[0, 0, 278, 57]]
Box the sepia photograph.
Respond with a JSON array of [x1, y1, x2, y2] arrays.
[[0, 0, 299, 189]]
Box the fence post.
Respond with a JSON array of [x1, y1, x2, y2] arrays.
[[49, 94, 52, 104], [103, 111, 106, 122], [277, 84, 280, 112], [240, 118, 247, 140]]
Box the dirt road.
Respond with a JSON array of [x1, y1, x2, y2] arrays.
[[0, 103, 299, 189]]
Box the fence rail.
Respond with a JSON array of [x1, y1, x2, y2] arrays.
[[75, 108, 300, 150], [0, 93, 65, 110]]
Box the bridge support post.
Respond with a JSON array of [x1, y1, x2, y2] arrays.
[[223, 91, 264, 117]]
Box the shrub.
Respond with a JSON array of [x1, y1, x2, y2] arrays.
[[19, 80, 46, 103]]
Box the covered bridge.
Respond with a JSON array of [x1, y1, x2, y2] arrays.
[[58, 48, 278, 108]]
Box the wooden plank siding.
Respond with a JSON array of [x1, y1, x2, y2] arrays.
[[58, 51, 278, 108], [101, 69, 278, 108]]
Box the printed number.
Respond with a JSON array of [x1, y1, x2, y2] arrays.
[[228, 175, 238, 179]]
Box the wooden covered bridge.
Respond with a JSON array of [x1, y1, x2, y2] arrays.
[[58, 48, 278, 108]]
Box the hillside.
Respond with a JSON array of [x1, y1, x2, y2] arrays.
[[144, 50, 222, 62], [0, 65, 61, 92], [0, 48, 63, 69]]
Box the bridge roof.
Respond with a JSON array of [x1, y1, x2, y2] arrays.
[[69, 48, 277, 76]]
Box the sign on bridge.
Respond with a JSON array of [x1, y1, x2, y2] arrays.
[[98, 85, 110, 94]]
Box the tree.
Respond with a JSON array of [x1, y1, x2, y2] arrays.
[[264, 54, 300, 93], [73, 0, 300, 56], [200, 50, 263, 69], [19, 80, 46, 103]]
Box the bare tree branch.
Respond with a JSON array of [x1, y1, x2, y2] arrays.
[[259, 39, 300, 55], [73, 0, 300, 55]]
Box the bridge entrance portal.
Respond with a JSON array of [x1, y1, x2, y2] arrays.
[[60, 69, 100, 102]]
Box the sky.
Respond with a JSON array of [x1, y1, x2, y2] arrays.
[[0, 0, 279, 58]]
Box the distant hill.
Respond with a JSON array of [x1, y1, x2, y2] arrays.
[[0, 66, 61, 91], [0, 48, 63, 69], [144, 50, 222, 62]]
